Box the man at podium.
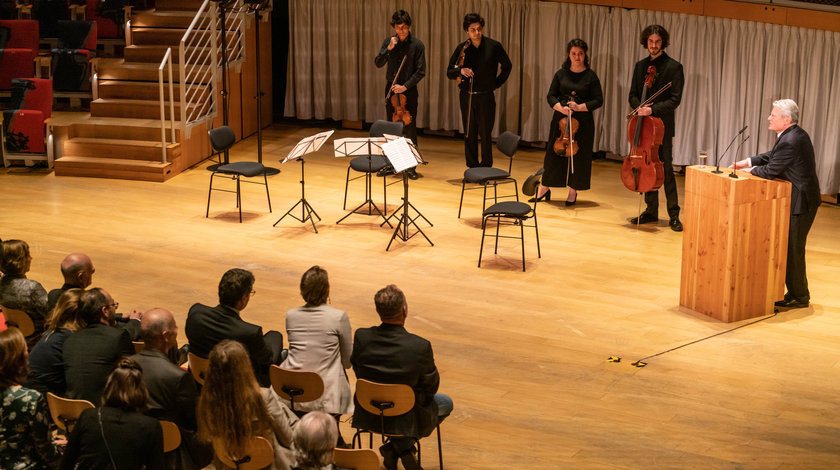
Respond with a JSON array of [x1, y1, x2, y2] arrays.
[[732, 99, 821, 309]]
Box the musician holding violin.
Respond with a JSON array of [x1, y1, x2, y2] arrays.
[[532, 38, 603, 206], [374, 9, 426, 179], [628, 25, 685, 232]]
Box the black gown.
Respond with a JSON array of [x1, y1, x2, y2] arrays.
[[542, 68, 603, 190]]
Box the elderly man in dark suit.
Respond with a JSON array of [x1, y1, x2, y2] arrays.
[[351, 284, 453, 470], [63, 287, 134, 403], [185, 268, 283, 387], [733, 98, 821, 308]]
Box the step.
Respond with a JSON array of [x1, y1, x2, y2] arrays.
[[98, 79, 201, 101], [155, 0, 205, 11], [90, 98, 190, 120], [131, 10, 200, 29], [131, 27, 238, 47], [60, 117, 184, 142], [63, 137, 181, 161], [54, 155, 174, 182], [124, 44, 212, 64], [97, 61, 212, 83]]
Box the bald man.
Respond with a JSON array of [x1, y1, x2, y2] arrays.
[[47, 253, 94, 311]]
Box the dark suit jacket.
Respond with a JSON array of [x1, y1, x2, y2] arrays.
[[628, 52, 684, 138], [47, 283, 75, 312], [750, 125, 821, 215], [351, 323, 440, 438], [185, 303, 273, 386], [63, 323, 133, 404], [60, 407, 164, 470]]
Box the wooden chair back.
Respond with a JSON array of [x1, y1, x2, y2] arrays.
[[46, 392, 94, 432], [333, 448, 381, 470], [354, 379, 415, 417], [269, 365, 324, 411], [132, 341, 145, 354], [1, 305, 35, 337], [212, 436, 274, 470], [160, 420, 181, 453], [188, 352, 209, 385]]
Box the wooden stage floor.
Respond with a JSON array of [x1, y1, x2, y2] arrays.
[[2, 121, 839, 469]]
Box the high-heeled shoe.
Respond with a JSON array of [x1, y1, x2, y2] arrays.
[[565, 189, 577, 206], [528, 189, 551, 203]]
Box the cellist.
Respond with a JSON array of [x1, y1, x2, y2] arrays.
[[628, 25, 685, 232], [374, 9, 425, 179]]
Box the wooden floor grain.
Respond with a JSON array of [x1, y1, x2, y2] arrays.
[[2, 121, 839, 469]]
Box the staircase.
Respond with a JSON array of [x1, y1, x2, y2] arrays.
[[53, 0, 238, 182]]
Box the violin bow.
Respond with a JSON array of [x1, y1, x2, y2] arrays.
[[626, 81, 672, 119], [385, 55, 407, 101]]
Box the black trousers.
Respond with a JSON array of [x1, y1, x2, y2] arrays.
[[786, 205, 818, 301], [385, 87, 418, 146], [643, 136, 680, 219], [459, 91, 495, 168]]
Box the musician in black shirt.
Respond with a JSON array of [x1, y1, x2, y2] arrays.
[[375, 10, 426, 179], [446, 13, 512, 168]]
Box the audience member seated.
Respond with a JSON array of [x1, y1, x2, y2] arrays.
[[351, 285, 454, 470], [186, 268, 284, 387], [46, 252, 94, 311], [26, 288, 85, 396], [60, 358, 165, 469], [62, 287, 133, 403], [292, 411, 341, 470], [0, 327, 62, 469], [197, 340, 299, 470], [281, 266, 352, 417], [0, 239, 49, 339], [131, 307, 212, 470]]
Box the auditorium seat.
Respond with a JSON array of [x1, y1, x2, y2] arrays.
[[2, 77, 54, 168]]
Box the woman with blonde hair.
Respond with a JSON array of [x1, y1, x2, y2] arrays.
[[26, 288, 86, 395], [198, 340, 299, 469]]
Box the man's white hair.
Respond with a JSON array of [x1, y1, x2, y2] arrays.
[[773, 99, 799, 124]]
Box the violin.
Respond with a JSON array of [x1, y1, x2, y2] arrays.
[[621, 65, 664, 194], [391, 93, 411, 126], [553, 93, 579, 158], [456, 39, 470, 84]]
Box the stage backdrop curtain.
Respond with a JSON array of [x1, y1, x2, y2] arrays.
[[284, 0, 840, 193]]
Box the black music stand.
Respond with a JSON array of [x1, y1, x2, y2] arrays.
[[334, 137, 393, 228], [273, 130, 334, 233], [380, 138, 433, 251]]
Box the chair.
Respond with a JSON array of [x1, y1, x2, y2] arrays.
[[1, 305, 35, 337], [132, 341, 145, 354], [2, 77, 54, 168], [46, 392, 94, 432], [351, 379, 443, 470], [206, 126, 272, 223], [333, 448, 380, 470], [160, 420, 182, 453], [212, 436, 274, 470], [343, 120, 404, 216], [188, 352, 209, 385], [478, 172, 542, 272], [457, 131, 521, 218], [269, 365, 324, 414]]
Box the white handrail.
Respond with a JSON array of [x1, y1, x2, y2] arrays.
[[158, 47, 175, 164]]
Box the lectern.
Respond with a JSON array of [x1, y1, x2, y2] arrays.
[[680, 166, 791, 322]]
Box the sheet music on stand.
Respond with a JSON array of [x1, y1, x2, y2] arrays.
[[282, 130, 334, 163], [333, 137, 387, 158], [381, 137, 422, 174]]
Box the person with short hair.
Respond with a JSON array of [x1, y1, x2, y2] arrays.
[[0, 239, 50, 338], [46, 252, 94, 311], [186, 268, 285, 387], [446, 12, 512, 168], [731, 99, 821, 308], [292, 411, 339, 470], [26, 288, 86, 395], [60, 358, 165, 470], [0, 327, 62, 469], [351, 285, 453, 470]]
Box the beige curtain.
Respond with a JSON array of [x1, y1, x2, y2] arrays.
[[285, 0, 840, 193]]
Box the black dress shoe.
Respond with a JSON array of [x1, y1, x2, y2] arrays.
[[406, 168, 420, 180], [379, 444, 398, 470], [630, 212, 658, 224], [669, 217, 683, 232], [774, 297, 809, 308], [528, 189, 551, 203]]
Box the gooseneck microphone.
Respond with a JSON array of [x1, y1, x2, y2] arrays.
[[713, 125, 748, 174], [728, 134, 750, 179]]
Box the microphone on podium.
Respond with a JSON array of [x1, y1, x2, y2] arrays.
[[713, 125, 748, 174], [728, 134, 750, 179]]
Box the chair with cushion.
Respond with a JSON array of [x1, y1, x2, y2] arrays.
[[0, 20, 39, 90], [457, 131, 521, 218], [50, 20, 96, 93], [269, 365, 324, 415], [351, 379, 443, 470], [212, 436, 274, 470], [206, 125, 272, 223], [478, 171, 542, 272], [188, 352, 209, 385], [46, 391, 94, 432], [333, 448, 380, 470], [342, 120, 404, 217]]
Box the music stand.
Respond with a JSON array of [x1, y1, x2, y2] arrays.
[[380, 138, 433, 251], [273, 130, 334, 233], [334, 137, 393, 227]]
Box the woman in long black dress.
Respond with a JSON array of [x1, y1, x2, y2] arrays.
[[532, 38, 603, 205]]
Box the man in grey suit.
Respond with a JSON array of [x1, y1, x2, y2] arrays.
[[733, 98, 821, 308]]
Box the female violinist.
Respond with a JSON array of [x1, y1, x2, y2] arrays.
[[532, 39, 603, 206]]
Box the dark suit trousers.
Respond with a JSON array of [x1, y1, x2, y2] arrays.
[[643, 137, 680, 218], [264, 330, 284, 364], [460, 91, 495, 168], [787, 207, 817, 301]]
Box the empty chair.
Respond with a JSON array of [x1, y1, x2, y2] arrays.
[[478, 171, 542, 272], [342, 120, 404, 216], [458, 131, 521, 218], [205, 126, 272, 223], [269, 365, 324, 415], [45, 391, 94, 432]]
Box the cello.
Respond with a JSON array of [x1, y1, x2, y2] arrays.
[[621, 66, 665, 194]]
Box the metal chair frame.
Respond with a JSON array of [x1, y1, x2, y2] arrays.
[[457, 131, 521, 218]]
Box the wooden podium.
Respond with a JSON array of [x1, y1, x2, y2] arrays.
[[680, 166, 791, 322]]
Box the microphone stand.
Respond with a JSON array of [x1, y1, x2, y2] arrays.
[[207, 0, 235, 172], [713, 125, 747, 174], [728, 135, 750, 179], [246, 0, 280, 176]]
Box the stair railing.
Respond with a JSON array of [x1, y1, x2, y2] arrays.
[[158, 47, 176, 164]]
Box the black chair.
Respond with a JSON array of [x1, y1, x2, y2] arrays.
[[343, 120, 404, 216], [205, 126, 271, 223], [457, 131, 521, 218], [478, 171, 542, 272]]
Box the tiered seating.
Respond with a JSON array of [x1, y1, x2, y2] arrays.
[[51, 19, 96, 93], [2, 77, 54, 167], [0, 19, 39, 90]]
